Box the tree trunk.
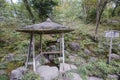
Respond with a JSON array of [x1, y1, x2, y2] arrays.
[[10, 0, 17, 16], [95, 0, 108, 40], [112, 4, 118, 17], [23, 0, 35, 23], [82, 0, 87, 24]]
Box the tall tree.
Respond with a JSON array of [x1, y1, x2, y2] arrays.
[[95, 0, 110, 40], [23, 0, 35, 23], [31, 0, 58, 21]]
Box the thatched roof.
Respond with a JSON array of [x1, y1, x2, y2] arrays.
[[16, 18, 74, 34]]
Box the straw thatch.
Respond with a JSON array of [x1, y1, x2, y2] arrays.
[[16, 18, 74, 34]]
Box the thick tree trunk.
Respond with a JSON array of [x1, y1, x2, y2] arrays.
[[95, 0, 108, 40], [23, 0, 35, 23]]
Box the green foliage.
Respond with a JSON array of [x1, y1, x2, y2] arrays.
[[86, 8, 96, 23], [31, 0, 58, 20], [77, 60, 120, 79], [53, 0, 83, 24], [22, 71, 40, 80], [0, 63, 7, 69], [0, 74, 9, 80], [77, 67, 88, 80], [0, 0, 6, 7]]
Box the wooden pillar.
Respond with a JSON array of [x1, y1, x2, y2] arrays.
[[108, 37, 113, 64], [31, 33, 36, 72], [61, 33, 65, 64], [60, 36, 62, 55], [40, 35, 42, 53], [25, 33, 32, 68]]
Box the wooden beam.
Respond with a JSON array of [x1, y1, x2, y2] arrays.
[[31, 33, 36, 72], [42, 51, 62, 54], [108, 37, 113, 64], [61, 33, 65, 64], [40, 35, 42, 53], [25, 33, 32, 68]]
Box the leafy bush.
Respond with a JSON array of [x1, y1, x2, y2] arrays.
[[77, 60, 120, 79], [0, 74, 9, 80], [22, 71, 40, 80]]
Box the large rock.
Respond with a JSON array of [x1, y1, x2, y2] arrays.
[[88, 77, 103, 80], [108, 74, 118, 80], [84, 49, 91, 55], [10, 67, 27, 80], [60, 63, 77, 73], [68, 55, 86, 65], [58, 72, 83, 80], [36, 65, 59, 80], [89, 57, 97, 62], [70, 72, 83, 80], [35, 54, 49, 67], [69, 55, 77, 62], [6, 53, 14, 61], [109, 53, 120, 60], [69, 42, 80, 51]]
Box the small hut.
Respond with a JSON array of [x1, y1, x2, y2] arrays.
[[16, 18, 74, 72]]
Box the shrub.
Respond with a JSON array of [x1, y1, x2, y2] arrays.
[[0, 74, 9, 80], [22, 71, 40, 80]]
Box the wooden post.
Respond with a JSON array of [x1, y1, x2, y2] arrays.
[[40, 35, 42, 53], [25, 33, 32, 68], [108, 37, 113, 64], [31, 33, 36, 72], [62, 34, 64, 63], [60, 37, 62, 55]]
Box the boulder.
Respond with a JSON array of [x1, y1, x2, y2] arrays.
[[109, 53, 120, 60], [84, 49, 91, 55], [10, 67, 27, 80], [68, 55, 86, 65], [60, 63, 77, 73], [69, 42, 80, 51], [69, 55, 77, 62], [108, 74, 118, 80], [58, 72, 83, 80], [88, 76, 103, 80], [36, 65, 59, 80], [35, 54, 49, 67], [6, 53, 14, 61], [89, 57, 97, 62], [70, 72, 83, 80]]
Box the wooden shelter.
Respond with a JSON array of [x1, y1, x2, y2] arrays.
[[16, 18, 74, 72]]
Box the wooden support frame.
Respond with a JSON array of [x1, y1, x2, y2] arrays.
[[108, 37, 113, 64], [25, 33, 32, 68], [61, 33, 65, 64], [25, 33, 65, 72], [25, 33, 36, 72], [31, 33, 36, 72], [40, 35, 42, 53]]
